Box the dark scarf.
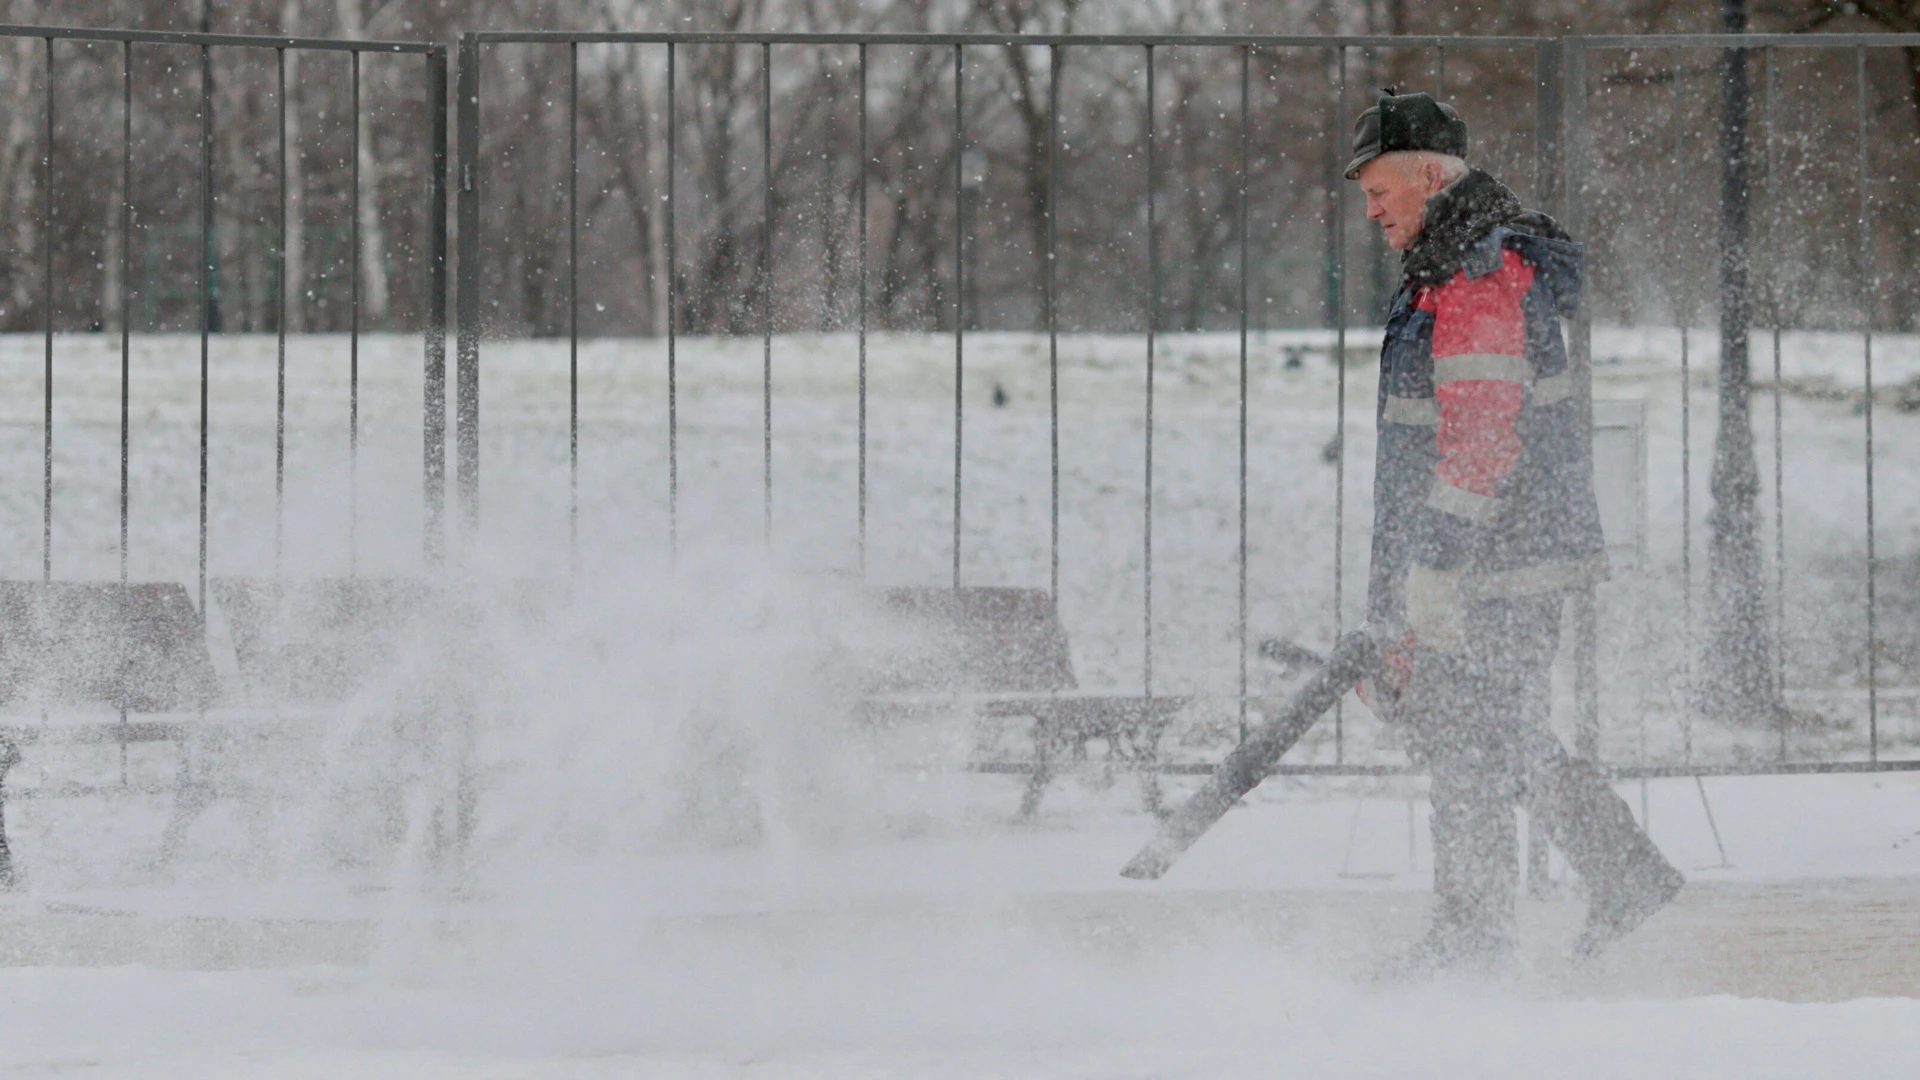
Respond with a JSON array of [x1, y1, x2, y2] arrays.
[[1400, 167, 1525, 287]]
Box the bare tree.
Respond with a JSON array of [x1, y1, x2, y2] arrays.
[[0, 36, 42, 326], [578, 35, 662, 335], [280, 0, 306, 331], [337, 0, 392, 324]]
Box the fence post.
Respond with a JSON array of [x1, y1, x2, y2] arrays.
[[1561, 39, 1601, 764], [1528, 38, 1569, 896], [1534, 40, 1563, 213], [425, 45, 449, 567], [454, 34, 481, 541]]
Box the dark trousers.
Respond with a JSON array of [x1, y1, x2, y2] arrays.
[[1407, 592, 1677, 949]]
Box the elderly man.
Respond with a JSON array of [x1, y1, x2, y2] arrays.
[[1347, 91, 1683, 974]]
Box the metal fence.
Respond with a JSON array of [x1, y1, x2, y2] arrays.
[[454, 30, 1555, 760], [0, 25, 448, 837], [1563, 34, 1920, 781], [452, 30, 1920, 784], [1, 23, 449, 610], [5, 26, 1913, 790]]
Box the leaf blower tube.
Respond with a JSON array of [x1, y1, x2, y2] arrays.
[[1120, 629, 1382, 881]]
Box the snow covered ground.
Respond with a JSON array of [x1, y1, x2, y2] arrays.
[[5, 775, 1920, 1077], [1, 329, 1917, 1076], [8, 944, 1918, 1078], [5, 770, 1920, 1077]]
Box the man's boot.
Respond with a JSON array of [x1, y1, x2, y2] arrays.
[[1533, 757, 1684, 960], [1379, 789, 1518, 980]]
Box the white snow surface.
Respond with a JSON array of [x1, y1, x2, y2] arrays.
[[7, 950, 1920, 1079], [1, 330, 1917, 1077]]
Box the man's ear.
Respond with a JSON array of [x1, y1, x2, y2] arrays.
[[1422, 160, 1447, 194]]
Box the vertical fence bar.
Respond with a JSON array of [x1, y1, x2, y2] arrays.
[[857, 43, 868, 579], [1237, 44, 1251, 743], [1331, 45, 1348, 762], [568, 42, 579, 574], [1565, 40, 1601, 763], [666, 43, 678, 563], [952, 46, 967, 588], [1535, 41, 1562, 224], [455, 35, 481, 538], [425, 46, 449, 567], [349, 49, 361, 575], [1857, 46, 1877, 762], [952, 43, 964, 590], [1529, 38, 1566, 892], [42, 36, 53, 584], [1048, 45, 1060, 603], [1322, 49, 1340, 331], [198, 41, 213, 615], [1680, 331, 1691, 759], [446, 39, 482, 875], [1676, 53, 1693, 762], [762, 41, 774, 551], [276, 49, 288, 576], [122, 41, 132, 586], [1544, 38, 1602, 763], [1437, 45, 1447, 97], [1766, 45, 1784, 759], [1143, 44, 1156, 700], [119, 39, 132, 784]]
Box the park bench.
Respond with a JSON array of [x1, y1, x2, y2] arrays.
[[0, 581, 221, 885], [0, 577, 477, 884], [859, 586, 1188, 818], [0, 578, 1189, 884]]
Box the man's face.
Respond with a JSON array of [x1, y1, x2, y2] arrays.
[[1357, 155, 1441, 252]]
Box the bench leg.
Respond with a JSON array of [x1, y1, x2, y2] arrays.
[[1017, 759, 1054, 821], [1132, 717, 1172, 820], [1137, 768, 1165, 819], [1017, 718, 1056, 821], [153, 740, 213, 870], [0, 737, 17, 888], [1525, 810, 1556, 899]]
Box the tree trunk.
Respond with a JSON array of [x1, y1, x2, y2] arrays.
[[580, 43, 658, 336], [102, 162, 119, 331], [1, 37, 43, 329], [995, 42, 1052, 330], [280, 0, 306, 332], [337, 0, 391, 326], [1704, 0, 1780, 724]]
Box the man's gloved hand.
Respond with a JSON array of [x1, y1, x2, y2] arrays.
[[1355, 628, 1414, 722], [1404, 562, 1467, 653]]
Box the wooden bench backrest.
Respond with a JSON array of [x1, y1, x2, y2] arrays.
[[211, 579, 1077, 702], [0, 582, 218, 712], [212, 577, 440, 703], [211, 577, 565, 703], [867, 587, 1077, 694]]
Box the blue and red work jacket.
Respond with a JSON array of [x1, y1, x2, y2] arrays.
[[1366, 222, 1609, 629]]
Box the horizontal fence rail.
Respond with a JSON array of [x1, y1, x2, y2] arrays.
[[472, 32, 1551, 46], [0, 23, 438, 52], [972, 759, 1920, 779]]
